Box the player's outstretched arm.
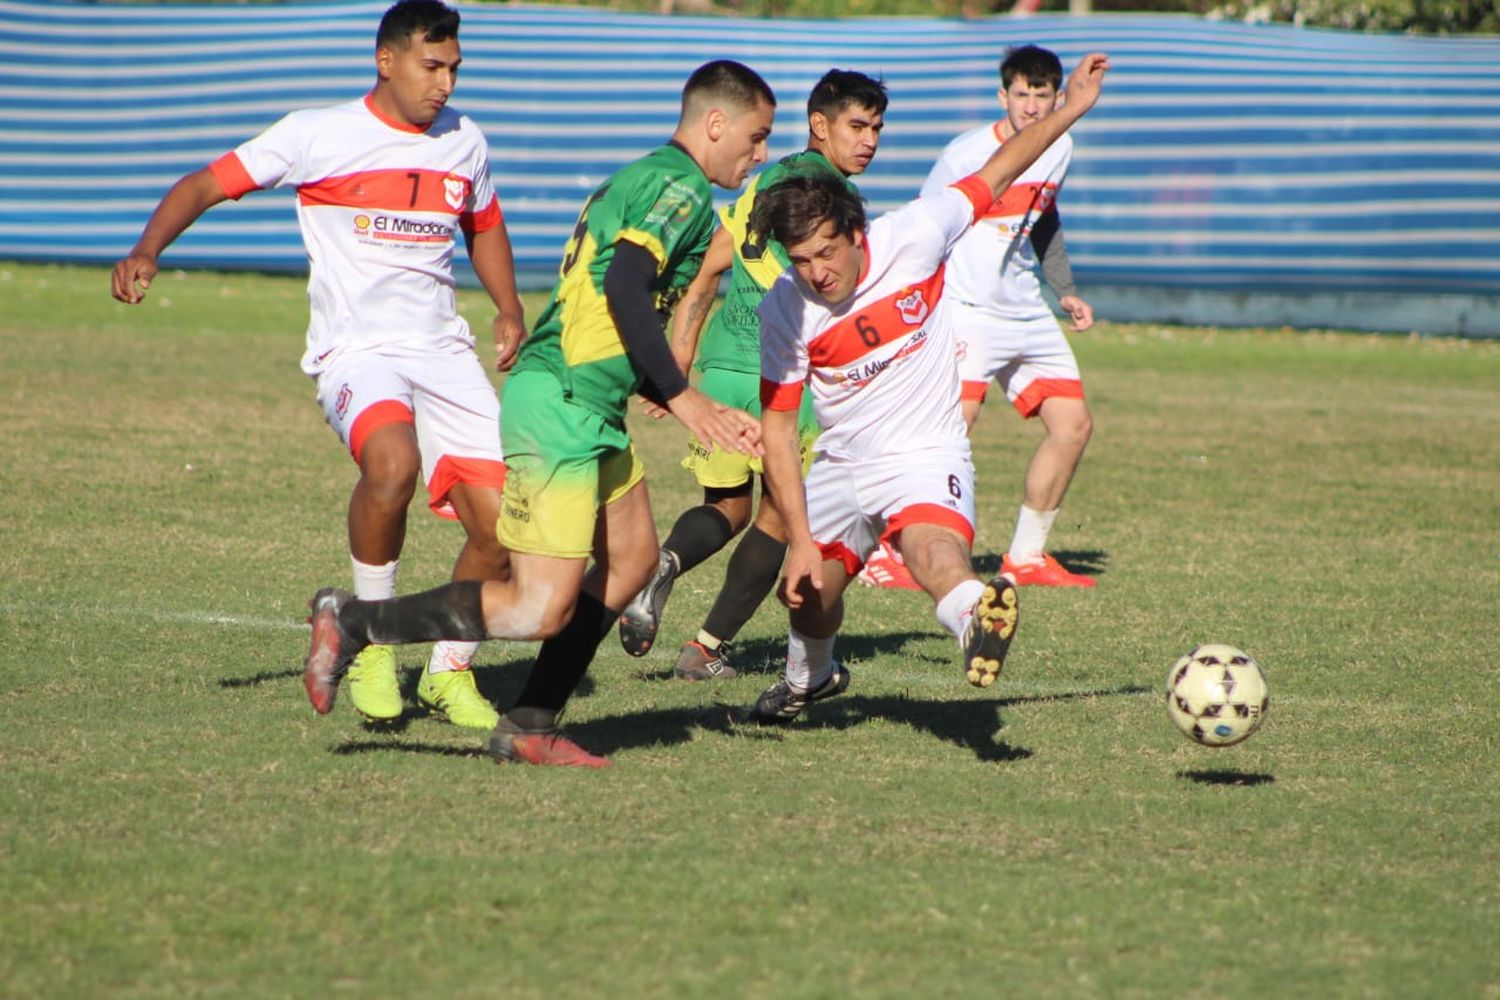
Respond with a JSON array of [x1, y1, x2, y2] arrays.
[[974, 52, 1109, 203], [759, 405, 820, 608], [111, 169, 228, 304], [669, 225, 734, 374], [466, 221, 528, 371]]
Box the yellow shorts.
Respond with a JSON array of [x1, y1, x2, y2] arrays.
[[681, 366, 818, 488], [498, 370, 645, 559]]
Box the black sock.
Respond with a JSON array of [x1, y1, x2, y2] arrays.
[[701, 526, 787, 643], [341, 581, 487, 645], [662, 505, 736, 574], [507, 593, 620, 729]]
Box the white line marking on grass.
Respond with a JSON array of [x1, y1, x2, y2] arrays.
[[0, 603, 305, 632]]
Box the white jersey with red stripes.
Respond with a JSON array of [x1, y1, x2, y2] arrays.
[[208, 95, 502, 375], [921, 124, 1071, 321], [758, 178, 990, 464]]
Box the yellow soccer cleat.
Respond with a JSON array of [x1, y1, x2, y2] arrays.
[[346, 644, 402, 721], [417, 668, 500, 730]]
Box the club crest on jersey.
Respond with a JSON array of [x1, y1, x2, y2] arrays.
[[895, 288, 930, 326], [335, 382, 353, 419], [443, 176, 468, 211]]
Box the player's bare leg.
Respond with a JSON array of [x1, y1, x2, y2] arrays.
[[418, 481, 509, 729], [343, 423, 420, 721], [490, 481, 660, 767], [899, 523, 1019, 688], [1023, 395, 1091, 516], [750, 555, 852, 724], [347, 423, 420, 565], [1005, 395, 1096, 587]]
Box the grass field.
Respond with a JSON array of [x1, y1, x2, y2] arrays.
[[2, 261, 1497, 998]]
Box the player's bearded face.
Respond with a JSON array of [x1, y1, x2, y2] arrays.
[[707, 100, 774, 189], [999, 78, 1059, 134], [786, 223, 864, 306], [378, 34, 462, 127], [817, 105, 884, 177]]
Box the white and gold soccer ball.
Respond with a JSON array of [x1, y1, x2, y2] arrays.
[[1165, 644, 1269, 747]]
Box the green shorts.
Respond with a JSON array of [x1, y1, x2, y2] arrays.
[[682, 366, 819, 488], [498, 369, 644, 559]]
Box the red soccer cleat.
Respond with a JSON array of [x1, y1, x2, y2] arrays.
[[488, 719, 611, 768], [1001, 553, 1097, 588], [854, 542, 922, 591]]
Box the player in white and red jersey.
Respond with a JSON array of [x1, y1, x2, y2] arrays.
[[111, 1, 525, 728], [916, 45, 1100, 589], [746, 52, 1109, 725]]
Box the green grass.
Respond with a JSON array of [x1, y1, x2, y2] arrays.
[[2, 261, 1498, 998]]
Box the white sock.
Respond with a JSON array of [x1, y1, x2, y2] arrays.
[[935, 578, 987, 645], [428, 640, 478, 674], [351, 557, 398, 601], [786, 627, 835, 692], [696, 629, 723, 652], [1008, 506, 1058, 564]]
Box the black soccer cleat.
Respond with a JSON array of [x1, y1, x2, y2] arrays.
[[747, 665, 851, 725], [962, 576, 1019, 688], [618, 550, 679, 657]]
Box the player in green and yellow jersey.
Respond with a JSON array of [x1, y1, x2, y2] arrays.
[[614, 70, 889, 681], [303, 60, 777, 766]]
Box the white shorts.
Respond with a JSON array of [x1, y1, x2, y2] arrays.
[[314, 343, 505, 519], [805, 445, 977, 575], [943, 298, 1084, 418]]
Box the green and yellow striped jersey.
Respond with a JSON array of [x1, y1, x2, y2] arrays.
[[516, 142, 715, 423]]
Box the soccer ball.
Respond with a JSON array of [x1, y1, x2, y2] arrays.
[[1165, 644, 1269, 747]]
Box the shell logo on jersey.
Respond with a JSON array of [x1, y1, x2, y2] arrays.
[[443, 175, 468, 211], [353, 215, 371, 231], [896, 288, 930, 326]]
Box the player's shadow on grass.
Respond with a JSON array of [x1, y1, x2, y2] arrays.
[[218, 667, 300, 688], [1177, 769, 1275, 786], [973, 548, 1108, 581], [635, 630, 946, 681], [788, 684, 1150, 763]]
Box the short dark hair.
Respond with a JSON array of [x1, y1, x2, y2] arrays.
[[377, 0, 460, 50], [750, 171, 866, 251], [681, 60, 777, 117], [806, 69, 888, 121], [1000, 45, 1063, 91]]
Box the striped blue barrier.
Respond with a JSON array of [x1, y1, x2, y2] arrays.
[[2, 1, 1497, 332]]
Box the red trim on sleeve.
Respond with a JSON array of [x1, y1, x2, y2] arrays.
[[885, 503, 976, 547], [1012, 377, 1085, 419], [461, 194, 502, 237], [208, 152, 258, 200], [760, 377, 804, 412], [819, 540, 864, 578], [348, 400, 414, 464], [951, 174, 993, 220], [426, 456, 507, 520], [960, 380, 989, 403]]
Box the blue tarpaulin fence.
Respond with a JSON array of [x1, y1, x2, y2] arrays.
[[2, 1, 1497, 329]]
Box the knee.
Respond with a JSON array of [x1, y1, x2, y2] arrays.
[[358, 452, 419, 505], [1053, 407, 1093, 450]]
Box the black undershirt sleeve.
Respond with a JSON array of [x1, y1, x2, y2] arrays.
[[1030, 208, 1079, 301], [603, 239, 689, 406]]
